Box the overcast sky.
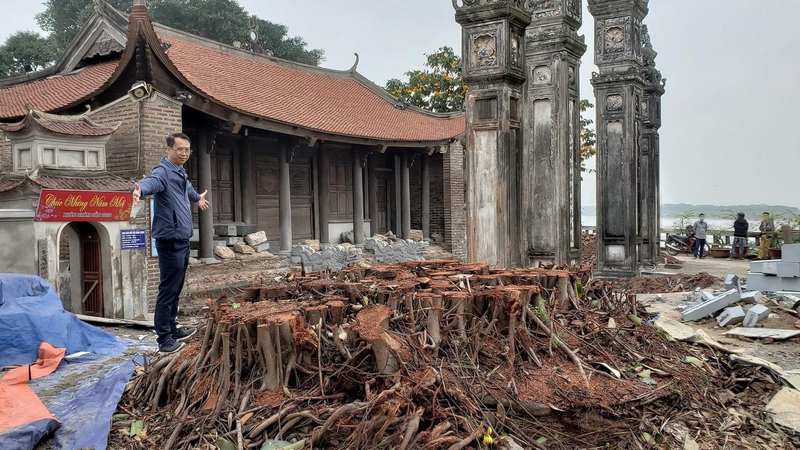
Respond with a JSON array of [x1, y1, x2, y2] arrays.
[[2, 0, 798, 208]]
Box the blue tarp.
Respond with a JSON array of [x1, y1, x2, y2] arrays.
[[0, 274, 121, 367]]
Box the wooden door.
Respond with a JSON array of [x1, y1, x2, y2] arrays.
[[212, 146, 235, 223], [80, 226, 103, 317], [290, 161, 314, 240], [255, 151, 315, 242], [376, 176, 389, 234]]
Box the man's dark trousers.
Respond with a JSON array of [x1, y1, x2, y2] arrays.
[[155, 239, 190, 345]]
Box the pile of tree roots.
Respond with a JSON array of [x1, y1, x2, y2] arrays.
[[112, 260, 798, 449]]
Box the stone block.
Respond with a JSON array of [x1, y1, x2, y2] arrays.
[[215, 225, 238, 236], [365, 238, 429, 263], [245, 231, 268, 246], [190, 228, 200, 242], [301, 239, 320, 251], [237, 224, 257, 236], [762, 261, 780, 275], [782, 277, 800, 292], [740, 290, 763, 304], [743, 304, 770, 327], [750, 259, 781, 274], [681, 289, 741, 322], [200, 257, 221, 265], [782, 244, 800, 263], [225, 236, 244, 246], [290, 244, 361, 272], [410, 229, 424, 241], [189, 249, 199, 258], [233, 242, 255, 254], [253, 242, 271, 253], [214, 246, 236, 260], [213, 239, 227, 248], [725, 274, 741, 294], [776, 262, 800, 278], [716, 306, 745, 327], [746, 272, 783, 293]]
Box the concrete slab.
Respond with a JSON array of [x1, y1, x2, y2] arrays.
[[190, 228, 199, 242], [746, 273, 783, 293], [199, 257, 221, 265], [782, 277, 800, 292], [214, 225, 238, 237], [213, 239, 227, 248], [681, 289, 741, 322], [717, 306, 745, 327], [726, 327, 800, 340], [763, 261, 781, 275], [743, 304, 770, 327], [777, 262, 800, 278], [236, 224, 257, 236], [750, 259, 781, 274], [189, 249, 199, 258], [253, 242, 271, 253], [765, 387, 800, 432], [783, 244, 800, 263]]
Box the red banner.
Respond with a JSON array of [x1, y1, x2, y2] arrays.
[[35, 189, 133, 222]]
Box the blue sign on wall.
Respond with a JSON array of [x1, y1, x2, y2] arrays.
[[121, 229, 147, 251]]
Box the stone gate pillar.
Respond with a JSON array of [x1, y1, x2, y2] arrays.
[[640, 25, 665, 267], [453, 0, 532, 267], [524, 0, 586, 266], [588, 0, 649, 277]]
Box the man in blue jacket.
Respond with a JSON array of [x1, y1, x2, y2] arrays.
[[132, 132, 210, 353]]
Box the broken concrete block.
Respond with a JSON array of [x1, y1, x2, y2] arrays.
[[762, 261, 781, 276], [214, 225, 238, 237], [776, 262, 800, 278], [233, 242, 255, 254], [717, 306, 745, 327], [214, 246, 235, 259], [301, 239, 320, 251], [750, 259, 780, 274], [725, 274, 741, 294], [245, 231, 268, 246], [746, 272, 783, 293], [681, 289, 741, 322], [743, 304, 770, 327], [253, 242, 271, 253], [740, 291, 763, 304], [225, 236, 244, 246], [782, 244, 800, 263]]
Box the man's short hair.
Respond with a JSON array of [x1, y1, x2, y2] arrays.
[[166, 132, 191, 147], [699, 213, 705, 216], [763, 211, 770, 215]]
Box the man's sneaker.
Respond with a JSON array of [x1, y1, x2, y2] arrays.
[[173, 327, 197, 342], [158, 339, 185, 354]]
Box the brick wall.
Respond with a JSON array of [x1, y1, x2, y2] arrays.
[[409, 153, 445, 240], [0, 132, 11, 173], [90, 98, 142, 178], [443, 141, 467, 261]]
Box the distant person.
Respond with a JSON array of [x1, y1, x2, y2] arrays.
[[728, 212, 749, 260], [693, 213, 708, 259], [757, 212, 775, 260], [132, 132, 210, 354]]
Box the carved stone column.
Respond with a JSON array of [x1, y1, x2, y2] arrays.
[[352, 147, 365, 247], [197, 127, 215, 261], [278, 139, 292, 255], [454, 0, 532, 267], [588, 0, 649, 278], [524, 0, 586, 266], [639, 25, 665, 267]]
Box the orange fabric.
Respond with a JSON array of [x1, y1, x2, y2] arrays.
[[0, 343, 65, 433]]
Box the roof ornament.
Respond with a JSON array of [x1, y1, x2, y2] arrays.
[[453, 0, 533, 12], [394, 98, 410, 110], [349, 53, 360, 72]]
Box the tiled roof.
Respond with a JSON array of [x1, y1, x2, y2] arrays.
[[0, 110, 118, 136], [0, 62, 118, 119], [29, 170, 132, 192], [163, 36, 466, 142], [0, 176, 25, 194]]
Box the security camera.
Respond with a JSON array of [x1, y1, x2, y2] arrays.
[[128, 82, 152, 102]]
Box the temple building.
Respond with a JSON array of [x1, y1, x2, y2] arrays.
[[0, 1, 467, 317]]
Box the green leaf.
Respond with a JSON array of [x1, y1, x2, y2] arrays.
[[112, 413, 130, 421], [642, 432, 653, 443], [685, 356, 703, 368], [638, 369, 652, 378], [216, 437, 237, 450], [536, 436, 548, 445], [130, 420, 144, 437], [232, 303, 241, 309], [261, 440, 305, 450], [641, 377, 657, 385], [627, 314, 642, 326]]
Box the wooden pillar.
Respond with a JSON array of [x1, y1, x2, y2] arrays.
[[278, 140, 292, 254], [352, 148, 365, 246], [240, 132, 255, 225], [394, 155, 402, 235], [421, 153, 431, 240], [401, 151, 411, 239], [318, 145, 330, 245], [197, 128, 214, 260], [368, 153, 379, 236]]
